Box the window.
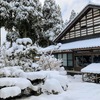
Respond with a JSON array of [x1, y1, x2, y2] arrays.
[[54, 53, 73, 68], [75, 30, 80, 37], [75, 23, 80, 30], [87, 12, 92, 19], [81, 21, 86, 27], [62, 54, 67, 66], [87, 27, 93, 35], [58, 54, 62, 60], [81, 25, 86, 29], [54, 54, 58, 59], [94, 26, 100, 34], [70, 32, 75, 38], [81, 29, 86, 36], [94, 16, 100, 25], [68, 54, 73, 66], [65, 33, 70, 39], [87, 19, 93, 27], [93, 9, 100, 17]]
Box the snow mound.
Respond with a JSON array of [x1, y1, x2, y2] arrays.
[[0, 66, 24, 77], [31, 63, 40, 71], [20, 71, 46, 81], [0, 78, 33, 90], [50, 75, 68, 91], [42, 78, 63, 94], [0, 86, 21, 99], [16, 38, 32, 45], [42, 71, 68, 91]]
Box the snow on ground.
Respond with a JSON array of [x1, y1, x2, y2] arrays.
[[16, 75, 100, 100], [0, 66, 100, 100]]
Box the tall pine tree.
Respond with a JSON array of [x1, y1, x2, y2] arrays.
[[0, 0, 44, 45], [0, 0, 14, 31], [14, 0, 43, 43], [43, 0, 63, 41], [69, 10, 76, 22]]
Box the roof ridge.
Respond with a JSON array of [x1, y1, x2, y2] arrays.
[[54, 3, 100, 42]]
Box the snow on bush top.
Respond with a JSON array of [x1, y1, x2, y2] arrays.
[[32, 63, 39, 68], [20, 71, 47, 81], [16, 38, 32, 45], [42, 78, 63, 94], [40, 71, 68, 91], [0, 86, 21, 99], [0, 66, 24, 77], [0, 78, 33, 90], [39, 43, 62, 53]]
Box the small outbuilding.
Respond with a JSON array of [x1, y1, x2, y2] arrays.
[[81, 63, 100, 83]]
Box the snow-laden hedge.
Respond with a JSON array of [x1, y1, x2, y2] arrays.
[[0, 86, 21, 99], [0, 78, 34, 90], [0, 77, 38, 99], [0, 66, 24, 77], [0, 66, 68, 99], [37, 54, 62, 70], [42, 78, 63, 94], [1, 38, 38, 72]]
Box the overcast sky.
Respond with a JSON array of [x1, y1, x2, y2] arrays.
[[1, 0, 100, 45], [40, 0, 100, 21]]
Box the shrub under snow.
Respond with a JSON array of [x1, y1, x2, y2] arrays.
[[42, 78, 63, 94], [37, 54, 62, 70], [0, 77, 38, 99], [0, 86, 21, 99], [0, 67, 68, 99], [1, 38, 38, 72], [0, 66, 24, 77], [0, 78, 34, 90]]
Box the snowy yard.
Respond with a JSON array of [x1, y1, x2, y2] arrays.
[[16, 75, 100, 100]]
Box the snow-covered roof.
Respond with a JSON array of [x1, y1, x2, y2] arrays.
[[54, 4, 100, 42], [58, 37, 100, 51], [40, 37, 100, 53], [81, 63, 100, 74]]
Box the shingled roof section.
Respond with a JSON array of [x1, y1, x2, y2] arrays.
[[54, 4, 100, 43]]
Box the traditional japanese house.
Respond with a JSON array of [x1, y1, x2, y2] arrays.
[[53, 4, 100, 71]]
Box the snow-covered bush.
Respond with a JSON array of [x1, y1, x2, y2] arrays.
[[37, 54, 62, 70], [1, 38, 38, 72], [31, 63, 41, 71], [0, 86, 21, 99], [20, 71, 68, 95], [42, 78, 63, 94], [0, 67, 68, 98], [0, 77, 38, 99], [40, 71, 68, 94], [0, 66, 24, 77]]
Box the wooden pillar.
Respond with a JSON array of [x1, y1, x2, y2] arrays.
[[82, 73, 84, 82]]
